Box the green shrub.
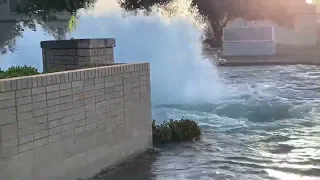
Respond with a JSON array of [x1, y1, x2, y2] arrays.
[[0, 64, 104, 79], [0, 65, 40, 79], [152, 118, 201, 144]]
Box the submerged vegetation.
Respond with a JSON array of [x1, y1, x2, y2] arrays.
[[152, 118, 202, 144]]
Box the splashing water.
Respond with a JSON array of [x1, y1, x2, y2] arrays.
[[74, 0, 223, 104], [0, 0, 223, 105]]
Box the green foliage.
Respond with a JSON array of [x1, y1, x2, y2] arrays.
[[1, 0, 97, 54], [0, 64, 103, 79], [15, 0, 97, 17], [0, 66, 40, 79], [152, 118, 201, 144]]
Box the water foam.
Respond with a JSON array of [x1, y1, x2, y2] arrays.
[[0, 0, 222, 105]]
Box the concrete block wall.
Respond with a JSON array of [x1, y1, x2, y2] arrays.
[[41, 39, 116, 73], [0, 63, 152, 180]]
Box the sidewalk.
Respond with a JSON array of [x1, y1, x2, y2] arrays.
[[218, 44, 320, 66]]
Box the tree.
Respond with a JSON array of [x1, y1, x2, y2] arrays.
[[118, 0, 308, 47], [0, 0, 96, 54], [15, 0, 96, 18], [118, 0, 169, 11]]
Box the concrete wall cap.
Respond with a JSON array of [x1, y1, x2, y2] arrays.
[[41, 38, 116, 49]]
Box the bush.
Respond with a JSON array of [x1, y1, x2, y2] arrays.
[[0, 65, 40, 79], [152, 118, 201, 144], [0, 64, 103, 79]]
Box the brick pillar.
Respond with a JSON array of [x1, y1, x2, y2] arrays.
[[40, 38, 116, 73]]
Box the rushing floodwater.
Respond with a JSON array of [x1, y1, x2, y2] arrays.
[[150, 65, 320, 180]]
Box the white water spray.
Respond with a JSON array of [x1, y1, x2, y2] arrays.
[[0, 0, 223, 105]]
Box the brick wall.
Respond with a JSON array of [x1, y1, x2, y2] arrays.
[[41, 39, 116, 73], [0, 63, 152, 180]]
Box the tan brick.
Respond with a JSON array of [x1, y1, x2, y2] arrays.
[[47, 98, 60, 106], [96, 101, 106, 109], [49, 125, 63, 135], [34, 115, 48, 124], [74, 119, 85, 127], [47, 91, 59, 99], [1, 146, 18, 159], [17, 103, 33, 113], [72, 99, 85, 108], [32, 87, 45, 95], [32, 93, 46, 102], [95, 95, 105, 103], [48, 109, 73, 121], [19, 134, 34, 144], [61, 122, 74, 132], [48, 133, 60, 143], [19, 141, 34, 152], [34, 130, 48, 140], [94, 77, 104, 84], [33, 101, 47, 109], [94, 88, 105, 96], [17, 111, 33, 121], [72, 81, 83, 87], [115, 90, 123, 98], [60, 82, 71, 90], [33, 108, 48, 117], [61, 116, 73, 125], [73, 87, 84, 94], [16, 89, 31, 98], [94, 83, 104, 90], [74, 112, 85, 121], [0, 107, 17, 125], [1, 138, 18, 149], [49, 119, 61, 128], [73, 93, 84, 101], [84, 90, 95, 98], [34, 122, 48, 132], [16, 96, 31, 106], [0, 91, 15, 100], [84, 79, 94, 86], [46, 84, 59, 92], [114, 75, 123, 85], [60, 102, 73, 111], [60, 89, 72, 96], [75, 126, 86, 134], [86, 123, 96, 131], [60, 95, 72, 104], [84, 85, 94, 92], [34, 137, 49, 147]]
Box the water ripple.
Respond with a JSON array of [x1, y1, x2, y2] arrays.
[[151, 65, 320, 180]]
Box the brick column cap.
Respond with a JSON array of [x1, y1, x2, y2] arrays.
[[41, 38, 116, 49]]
